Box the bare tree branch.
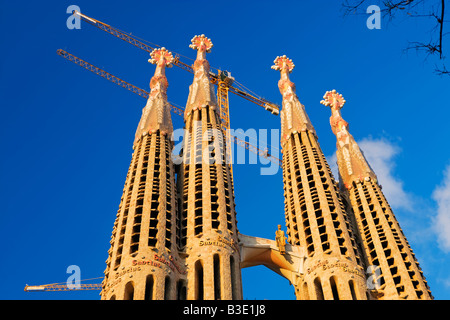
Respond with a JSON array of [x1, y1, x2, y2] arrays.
[[439, 0, 445, 58], [435, 63, 450, 74], [406, 40, 441, 56], [342, 0, 448, 76]]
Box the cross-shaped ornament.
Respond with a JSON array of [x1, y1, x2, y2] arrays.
[[320, 89, 346, 110], [189, 34, 213, 53], [271, 55, 295, 73], [148, 47, 174, 67]]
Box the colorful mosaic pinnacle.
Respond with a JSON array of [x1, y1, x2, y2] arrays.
[[184, 34, 218, 117], [148, 47, 174, 67], [132, 48, 174, 145], [321, 89, 376, 188], [271, 55, 295, 73], [189, 34, 213, 52], [320, 89, 346, 110], [271, 55, 316, 144]]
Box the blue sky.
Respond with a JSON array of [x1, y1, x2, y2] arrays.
[[1, 0, 449, 300]]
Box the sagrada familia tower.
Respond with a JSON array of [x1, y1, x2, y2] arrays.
[[99, 35, 433, 300]]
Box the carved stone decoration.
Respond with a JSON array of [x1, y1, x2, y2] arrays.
[[271, 55, 315, 146], [134, 48, 174, 145], [185, 34, 218, 117], [321, 90, 377, 189], [275, 225, 287, 254]]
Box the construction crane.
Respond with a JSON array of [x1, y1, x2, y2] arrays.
[[72, 11, 280, 114], [24, 278, 103, 292], [56, 49, 282, 167], [71, 10, 280, 170], [24, 283, 102, 292]]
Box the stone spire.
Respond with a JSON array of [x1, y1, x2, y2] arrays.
[[134, 48, 174, 146], [320, 90, 377, 189], [179, 35, 242, 300], [271, 55, 315, 146], [272, 57, 368, 300], [185, 34, 218, 118], [101, 47, 186, 300], [321, 90, 433, 299]]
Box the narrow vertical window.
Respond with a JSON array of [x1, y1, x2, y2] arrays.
[[124, 281, 134, 300], [349, 280, 357, 300], [314, 277, 324, 300], [214, 254, 221, 300], [145, 275, 154, 300], [302, 282, 310, 300], [164, 276, 171, 300], [195, 260, 204, 300], [230, 256, 237, 300], [177, 280, 187, 300], [330, 276, 339, 300]]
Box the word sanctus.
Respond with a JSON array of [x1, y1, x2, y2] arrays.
[[199, 236, 239, 252]]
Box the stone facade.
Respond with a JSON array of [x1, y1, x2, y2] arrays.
[[100, 40, 432, 300]]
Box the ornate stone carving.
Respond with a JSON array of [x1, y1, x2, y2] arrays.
[[134, 48, 174, 145], [321, 90, 377, 189], [185, 35, 217, 117], [271, 55, 315, 146]]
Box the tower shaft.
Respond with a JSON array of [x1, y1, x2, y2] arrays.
[[321, 90, 432, 300], [180, 35, 242, 300], [273, 56, 368, 300], [101, 48, 186, 300], [101, 133, 185, 300], [348, 179, 432, 299]]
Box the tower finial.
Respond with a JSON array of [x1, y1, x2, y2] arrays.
[[148, 47, 174, 67], [271, 55, 295, 73], [271, 55, 315, 145], [146, 48, 173, 92], [320, 89, 346, 111], [184, 34, 218, 117], [134, 48, 174, 144], [320, 89, 348, 136], [189, 34, 213, 53], [321, 90, 377, 189]]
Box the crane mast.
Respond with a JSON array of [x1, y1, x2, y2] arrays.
[[24, 283, 102, 292], [217, 71, 233, 172]]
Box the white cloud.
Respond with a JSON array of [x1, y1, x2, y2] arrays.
[[326, 137, 413, 211], [358, 138, 414, 211], [432, 164, 450, 253]]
